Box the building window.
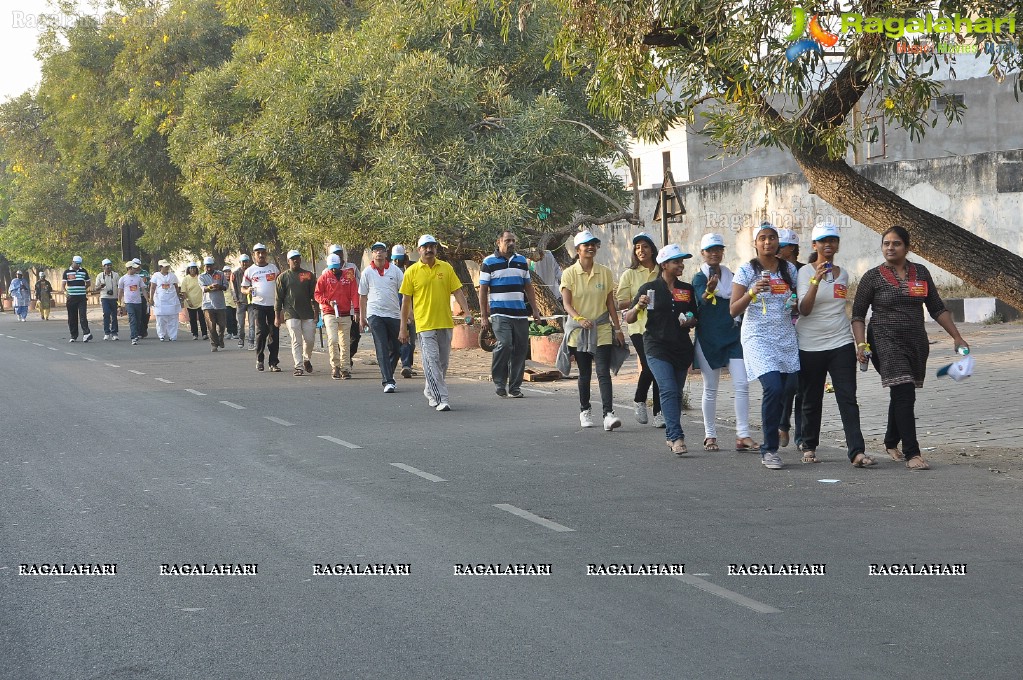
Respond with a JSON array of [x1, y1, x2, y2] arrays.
[[662, 151, 671, 176], [933, 93, 965, 111], [864, 115, 886, 160]]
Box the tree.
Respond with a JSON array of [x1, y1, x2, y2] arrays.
[[472, 0, 1023, 310]]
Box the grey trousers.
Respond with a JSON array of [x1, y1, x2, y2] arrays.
[[419, 328, 453, 404], [491, 316, 529, 392]]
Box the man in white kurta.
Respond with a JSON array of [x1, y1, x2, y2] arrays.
[[149, 260, 183, 341]]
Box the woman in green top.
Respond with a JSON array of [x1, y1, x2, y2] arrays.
[[616, 233, 661, 427]]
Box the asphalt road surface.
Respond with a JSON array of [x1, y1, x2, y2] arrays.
[[1, 320, 1021, 679]]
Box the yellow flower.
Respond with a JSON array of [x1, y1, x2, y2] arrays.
[[154, 80, 162, 87], [121, 16, 127, 24], [884, 98, 895, 109], [163, 34, 169, 44], [70, 93, 77, 100]]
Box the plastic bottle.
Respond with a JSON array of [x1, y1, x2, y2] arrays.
[[957, 346, 970, 356], [646, 288, 656, 311], [860, 343, 872, 372]]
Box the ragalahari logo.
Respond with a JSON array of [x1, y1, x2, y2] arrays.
[[785, 8, 839, 61]]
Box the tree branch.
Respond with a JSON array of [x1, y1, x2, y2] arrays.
[[554, 172, 625, 212]]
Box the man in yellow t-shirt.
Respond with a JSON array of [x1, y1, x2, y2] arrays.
[[399, 234, 472, 411]]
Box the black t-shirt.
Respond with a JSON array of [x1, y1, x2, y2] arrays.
[[633, 277, 699, 368]]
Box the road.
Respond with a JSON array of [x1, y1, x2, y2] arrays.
[[1, 317, 1021, 679]]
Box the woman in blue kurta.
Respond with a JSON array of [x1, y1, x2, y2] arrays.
[[692, 233, 755, 452]]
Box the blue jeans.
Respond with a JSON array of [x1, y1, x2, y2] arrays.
[[101, 297, 119, 335], [368, 316, 401, 385], [126, 302, 146, 339], [646, 355, 688, 443], [400, 320, 415, 368], [758, 371, 793, 454], [780, 371, 802, 445]]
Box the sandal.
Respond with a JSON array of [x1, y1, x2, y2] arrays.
[[703, 437, 720, 451], [886, 447, 905, 462], [801, 450, 821, 464], [852, 453, 877, 468], [735, 437, 758, 451], [906, 456, 930, 471], [670, 440, 688, 456]]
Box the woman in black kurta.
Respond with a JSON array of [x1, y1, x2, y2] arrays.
[[851, 226, 968, 471]]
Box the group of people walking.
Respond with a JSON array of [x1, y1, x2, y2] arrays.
[[556, 222, 967, 472]]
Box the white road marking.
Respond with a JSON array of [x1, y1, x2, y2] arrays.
[[32, 342, 44, 347], [105, 363, 120, 368], [128, 370, 146, 375], [390, 463, 446, 482], [318, 435, 363, 450], [48, 347, 59, 351], [264, 416, 294, 427], [493, 504, 575, 532], [19, 339, 28, 342], [155, 378, 174, 384], [83, 357, 97, 362], [185, 389, 206, 396], [65, 352, 78, 356], [219, 401, 245, 410], [522, 387, 554, 395], [670, 574, 781, 614]]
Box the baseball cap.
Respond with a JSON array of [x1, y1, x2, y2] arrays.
[[391, 245, 406, 260], [101, 258, 112, 266], [573, 230, 600, 247], [72, 255, 83, 263], [371, 242, 387, 251], [158, 259, 171, 267], [632, 232, 656, 248], [203, 256, 216, 265], [778, 228, 800, 247], [417, 234, 439, 248], [131, 258, 142, 266], [252, 243, 267, 251], [753, 222, 778, 240], [811, 223, 841, 241], [700, 233, 725, 250], [125, 261, 137, 269], [188, 261, 199, 269], [240, 254, 251, 262], [329, 244, 343, 254], [327, 254, 342, 269], [655, 244, 693, 264], [286, 249, 301, 259]]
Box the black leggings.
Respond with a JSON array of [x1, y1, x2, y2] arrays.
[[574, 345, 614, 416], [630, 334, 660, 415], [886, 382, 920, 459], [187, 307, 208, 337]]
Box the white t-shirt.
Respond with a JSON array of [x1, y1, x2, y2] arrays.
[[358, 262, 404, 319], [243, 263, 280, 306], [150, 271, 181, 314], [796, 264, 854, 351], [118, 273, 144, 305]]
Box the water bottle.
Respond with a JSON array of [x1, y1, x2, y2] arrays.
[[646, 288, 656, 311], [957, 346, 970, 356], [761, 271, 771, 295], [860, 343, 872, 372], [784, 292, 797, 311]]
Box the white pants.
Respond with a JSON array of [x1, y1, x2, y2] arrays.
[[285, 318, 315, 368], [323, 314, 352, 370], [419, 329, 452, 404], [694, 340, 750, 439], [157, 315, 179, 340]]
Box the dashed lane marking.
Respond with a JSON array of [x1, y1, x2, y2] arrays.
[[670, 574, 781, 615], [105, 363, 120, 368], [32, 342, 44, 347], [390, 463, 446, 482], [155, 378, 173, 384], [219, 401, 245, 410], [185, 389, 206, 396], [317, 435, 363, 450], [264, 416, 294, 427], [493, 504, 575, 532], [522, 387, 554, 395], [128, 370, 146, 375]]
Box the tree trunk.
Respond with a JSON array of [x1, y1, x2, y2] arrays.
[[449, 258, 481, 316], [792, 150, 1023, 312]]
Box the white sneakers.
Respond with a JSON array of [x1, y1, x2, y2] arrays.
[[82, 333, 93, 342], [634, 401, 648, 424], [103, 334, 110, 341], [436, 402, 451, 412], [579, 409, 595, 428], [383, 383, 396, 393], [603, 411, 622, 431], [651, 413, 666, 428]]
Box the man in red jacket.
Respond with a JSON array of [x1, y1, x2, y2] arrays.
[[315, 253, 360, 380]]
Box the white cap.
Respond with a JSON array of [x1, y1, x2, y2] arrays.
[[329, 244, 343, 254], [778, 228, 800, 246], [188, 262, 199, 269], [158, 259, 171, 267], [287, 249, 301, 259], [700, 233, 725, 250], [753, 222, 777, 240], [252, 243, 267, 251], [632, 232, 656, 247], [327, 254, 342, 269], [125, 261, 138, 269], [240, 254, 251, 262], [203, 256, 216, 265], [655, 244, 693, 264], [811, 223, 841, 241], [573, 230, 600, 247], [72, 255, 83, 263], [131, 258, 142, 266], [417, 234, 439, 247], [101, 258, 112, 265], [391, 245, 406, 259], [371, 241, 387, 251], [937, 354, 974, 382]]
